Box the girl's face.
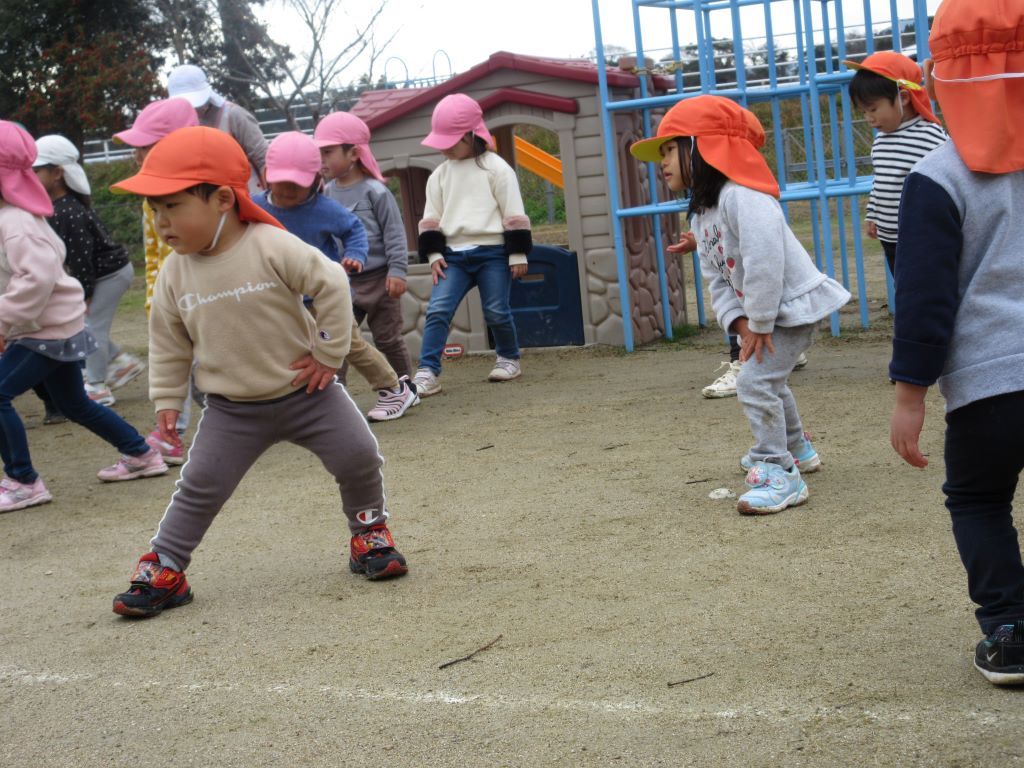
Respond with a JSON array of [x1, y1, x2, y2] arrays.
[[32, 165, 65, 200], [268, 180, 313, 209], [441, 134, 475, 161], [658, 140, 689, 192], [319, 145, 360, 181]]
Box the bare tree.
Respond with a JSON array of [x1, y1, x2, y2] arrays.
[[229, 0, 399, 130]]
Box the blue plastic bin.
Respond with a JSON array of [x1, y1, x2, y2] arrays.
[[503, 244, 584, 347]]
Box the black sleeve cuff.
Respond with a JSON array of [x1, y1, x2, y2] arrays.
[[417, 230, 446, 261], [889, 337, 948, 386], [502, 228, 532, 256]]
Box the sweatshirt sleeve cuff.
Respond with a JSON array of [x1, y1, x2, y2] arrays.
[[889, 337, 947, 386], [508, 254, 528, 266], [719, 308, 744, 335], [427, 253, 444, 265], [154, 398, 186, 413], [746, 318, 775, 334]]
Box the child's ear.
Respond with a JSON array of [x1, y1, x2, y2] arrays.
[[213, 185, 237, 212], [900, 89, 913, 107], [923, 59, 937, 101]]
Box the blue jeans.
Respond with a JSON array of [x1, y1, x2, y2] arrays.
[[0, 344, 148, 482], [418, 246, 520, 375]]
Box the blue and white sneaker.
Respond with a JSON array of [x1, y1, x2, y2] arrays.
[[740, 433, 821, 479], [737, 461, 808, 515]]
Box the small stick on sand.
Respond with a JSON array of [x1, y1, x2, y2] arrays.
[[667, 672, 714, 688], [438, 634, 504, 670]]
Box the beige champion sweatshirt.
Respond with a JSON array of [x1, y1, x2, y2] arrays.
[[148, 222, 352, 412]]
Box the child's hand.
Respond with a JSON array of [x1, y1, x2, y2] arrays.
[[342, 258, 363, 273], [430, 257, 448, 286], [510, 263, 528, 279], [739, 331, 775, 364], [890, 382, 929, 468], [386, 276, 407, 299], [289, 354, 336, 393], [667, 232, 697, 254], [156, 409, 182, 448], [865, 220, 878, 239]]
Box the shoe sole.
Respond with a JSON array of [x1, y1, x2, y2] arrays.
[[349, 557, 409, 580], [737, 484, 809, 515], [0, 492, 53, 513], [415, 385, 442, 398], [974, 660, 1024, 685], [367, 394, 420, 422], [109, 366, 145, 390], [98, 465, 170, 482], [488, 371, 522, 382], [113, 589, 193, 618], [702, 390, 737, 399]]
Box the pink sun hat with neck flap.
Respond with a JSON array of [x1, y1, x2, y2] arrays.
[[114, 98, 199, 147], [265, 131, 322, 188], [313, 112, 386, 183], [421, 94, 495, 151], [0, 121, 54, 216]]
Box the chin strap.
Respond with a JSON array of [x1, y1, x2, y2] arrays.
[[932, 70, 1024, 84], [201, 212, 229, 254]]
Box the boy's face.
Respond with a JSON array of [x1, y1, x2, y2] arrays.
[[148, 188, 234, 254], [133, 145, 153, 168], [319, 145, 357, 181], [860, 91, 911, 133], [441, 135, 475, 161], [268, 181, 311, 209], [658, 140, 686, 192]]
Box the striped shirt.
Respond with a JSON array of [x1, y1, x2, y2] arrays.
[[865, 117, 948, 243]]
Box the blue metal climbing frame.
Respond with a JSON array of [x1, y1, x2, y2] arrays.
[[592, 0, 934, 351]]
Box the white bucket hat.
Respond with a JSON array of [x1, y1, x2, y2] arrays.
[[167, 64, 225, 109], [32, 135, 91, 196]]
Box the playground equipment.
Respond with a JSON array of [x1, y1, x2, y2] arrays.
[[592, 0, 935, 350], [513, 136, 564, 189]]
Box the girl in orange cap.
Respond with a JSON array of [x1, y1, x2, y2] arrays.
[[631, 95, 850, 515], [888, 0, 1024, 685]]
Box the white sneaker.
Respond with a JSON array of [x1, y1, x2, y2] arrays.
[[85, 382, 116, 406], [412, 368, 442, 397], [794, 352, 809, 370], [488, 356, 521, 382], [702, 360, 741, 399], [107, 353, 146, 390], [366, 377, 420, 422]]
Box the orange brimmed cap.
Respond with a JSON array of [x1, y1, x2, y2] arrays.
[[842, 51, 940, 124], [929, 0, 1024, 173], [630, 95, 780, 198], [111, 126, 283, 229]]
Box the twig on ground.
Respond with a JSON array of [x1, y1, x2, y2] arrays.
[[603, 443, 629, 451], [667, 672, 714, 688], [476, 444, 495, 451], [684, 478, 713, 485], [438, 634, 503, 670]]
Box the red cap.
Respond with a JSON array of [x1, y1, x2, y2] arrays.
[[842, 51, 941, 125], [111, 127, 282, 229]]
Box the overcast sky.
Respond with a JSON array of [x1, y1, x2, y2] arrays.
[[259, 0, 945, 88]]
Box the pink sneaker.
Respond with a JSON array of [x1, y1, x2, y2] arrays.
[[146, 429, 185, 466], [366, 376, 419, 422], [0, 476, 53, 513], [97, 447, 169, 482]]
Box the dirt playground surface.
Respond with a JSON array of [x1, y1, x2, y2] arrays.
[[1, 316, 1022, 766]]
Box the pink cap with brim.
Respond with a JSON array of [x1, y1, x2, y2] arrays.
[[264, 131, 321, 188], [421, 93, 495, 151], [0, 121, 54, 216], [313, 112, 386, 182], [114, 98, 199, 147]]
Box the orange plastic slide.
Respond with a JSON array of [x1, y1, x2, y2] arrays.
[[513, 135, 564, 189]]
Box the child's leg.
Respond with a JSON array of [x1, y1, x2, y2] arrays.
[[418, 253, 474, 375], [729, 335, 741, 363], [944, 391, 1024, 633], [44, 362, 150, 457], [472, 246, 520, 361], [353, 276, 412, 379], [149, 396, 275, 571], [345, 319, 399, 391], [736, 325, 813, 467], [83, 263, 133, 384], [281, 384, 387, 531], [0, 345, 58, 481]]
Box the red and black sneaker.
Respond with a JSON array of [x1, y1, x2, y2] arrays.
[[112, 552, 193, 618], [349, 525, 408, 580]]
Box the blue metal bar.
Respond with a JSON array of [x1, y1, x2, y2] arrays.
[[591, 0, 635, 351]]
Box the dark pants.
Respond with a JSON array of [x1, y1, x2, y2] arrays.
[[351, 270, 412, 380], [0, 344, 147, 482], [944, 390, 1024, 633], [729, 335, 741, 363], [882, 241, 897, 279]]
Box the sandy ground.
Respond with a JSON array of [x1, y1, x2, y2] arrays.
[[1, 303, 1022, 767]]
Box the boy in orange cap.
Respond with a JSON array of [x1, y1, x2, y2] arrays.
[[844, 51, 947, 278], [109, 127, 408, 618], [889, 0, 1024, 685], [631, 96, 849, 515]]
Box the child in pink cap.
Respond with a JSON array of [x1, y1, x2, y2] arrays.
[[113, 98, 199, 464], [412, 94, 532, 396], [255, 131, 417, 422], [315, 112, 414, 385], [0, 121, 167, 512]]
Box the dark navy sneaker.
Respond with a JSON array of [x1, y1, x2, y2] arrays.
[[974, 619, 1024, 685], [349, 525, 408, 580], [113, 552, 193, 618]]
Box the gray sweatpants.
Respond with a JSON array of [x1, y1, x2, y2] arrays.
[[150, 382, 388, 571], [735, 323, 816, 469], [84, 262, 133, 384]]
